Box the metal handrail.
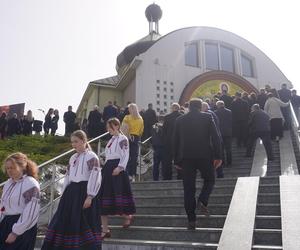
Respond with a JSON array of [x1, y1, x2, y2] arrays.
[[0, 132, 151, 225], [38, 132, 109, 169], [0, 131, 110, 223], [289, 102, 300, 151], [138, 137, 152, 181]]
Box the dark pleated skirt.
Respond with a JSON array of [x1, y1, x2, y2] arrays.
[[99, 159, 136, 215], [41, 181, 101, 250], [0, 214, 37, 250]]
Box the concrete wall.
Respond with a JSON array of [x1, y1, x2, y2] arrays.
[[135, 26, 290, 112], [77, 86, 122, 121], [123, 78, 136, 106]]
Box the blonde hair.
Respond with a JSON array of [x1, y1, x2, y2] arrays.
[[71, 130, 91, 150], [4, 152, 38, 180], [128, 103, 141, 119]]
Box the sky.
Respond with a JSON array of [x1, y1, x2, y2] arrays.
[[0, 0, 299, 134]]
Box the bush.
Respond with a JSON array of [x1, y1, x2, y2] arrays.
[[0, 135, 70, 183]]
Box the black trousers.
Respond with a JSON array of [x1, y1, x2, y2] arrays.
[[281, 107, 291, 130], [270, 118, 283, 139], [222, 136, 232, 165], [127, 135, 140, 176], [182, 158, 215, 222], [152, 146, 163, 181], [234, 120, 248, 147], [162, 148, 173, 180], [246, 131, 273, 160]]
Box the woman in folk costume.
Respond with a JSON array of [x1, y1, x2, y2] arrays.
[[0, 152, 40, 250], [42, 130, 102, 250], [99, 118, 136, 239]]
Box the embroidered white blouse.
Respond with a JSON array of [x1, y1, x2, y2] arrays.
[[63, 150, 101, 197], [0, 175, 40, 235], [105, 134, 129, 170]]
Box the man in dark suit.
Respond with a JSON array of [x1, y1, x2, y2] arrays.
[[291, 89, 300, 124], [231, 92, 250, 147], [220, 89, 233, 110], [215, 101, 233, 167], [143, 103, 157, 140], [87, 105, 103, 138], [246, 104, 273, 160], [278, 83, 292, 129], [162, 103, 182, 180], [257, 89, 268, 110], [173, 98, 222, 230], [103, 101, 119, 123], [63, 106, 76, 136]]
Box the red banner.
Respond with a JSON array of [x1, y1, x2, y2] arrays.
[[0, 103, 25, 119]]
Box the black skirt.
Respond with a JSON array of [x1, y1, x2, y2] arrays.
[[41, 181, 101, 250], [270, 118, 283, 139], [99, 159, 136, 215], [0, 214, 37, 250]]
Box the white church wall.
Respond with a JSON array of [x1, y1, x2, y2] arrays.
[[135, 27, 290, 111]]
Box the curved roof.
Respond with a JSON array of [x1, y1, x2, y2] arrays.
[[116, 31, 161, 72]]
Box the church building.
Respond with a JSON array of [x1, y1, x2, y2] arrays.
[[76, 3, 291, 120]]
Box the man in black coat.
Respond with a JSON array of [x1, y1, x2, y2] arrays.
[[87, 105, 103, 138], [291, 89, 300, 123], [215, 100, 233, 167], [202, 101, 224, 178], [231, 92, 250, 147], [173, 98, 222, 230], [7, 113, 21, 136], [162, 103, 182, 180], [220, 89, 233, 110], [63, 106, 76, 136], [0, 112, 8, 139], [246, 104, 273, 160], [142, 103, 157, 140], [257, 89, 268, 110], [103, 101, 119, 123], [278, 83, 292, 129]]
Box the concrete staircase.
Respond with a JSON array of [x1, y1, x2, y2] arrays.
[[35, 130, 300, 249], [102, 176, 282, 250]]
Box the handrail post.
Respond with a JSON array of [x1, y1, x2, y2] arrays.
[[97, 138, 101, 159], [138, 143, 142, 182], [48, 164, 57, 224]]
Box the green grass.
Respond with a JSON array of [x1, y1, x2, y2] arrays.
[[0, 135, 71, 183]]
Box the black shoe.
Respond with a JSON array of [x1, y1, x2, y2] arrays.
[[197, 201, 210, 217], [187, 221, 196, 230]]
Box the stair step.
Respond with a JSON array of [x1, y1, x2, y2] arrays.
[[136, 203, 280, 215], [254, 229, 282, 246], [103, 238, 218, 249], [109, 215, 281, 229], [133, 193, 279, 205], [108, 226, 222, 242]]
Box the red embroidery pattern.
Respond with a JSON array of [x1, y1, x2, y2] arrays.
[[119, 139, 128, 150], [23, 187, 40, 204], [87, 157, 100, 170]]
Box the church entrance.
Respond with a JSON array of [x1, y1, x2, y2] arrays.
[[179, 71, 258, 104]]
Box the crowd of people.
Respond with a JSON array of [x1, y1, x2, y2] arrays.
[[1, 83, 299, 249]]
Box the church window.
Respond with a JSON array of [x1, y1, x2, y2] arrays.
[[185, 43, 198, 67], [241, 54, 254, 77]]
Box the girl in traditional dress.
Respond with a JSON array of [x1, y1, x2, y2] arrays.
[[0, 152, 40, 250], [99, 118, 136, 239], [42, 130, 102, 250]]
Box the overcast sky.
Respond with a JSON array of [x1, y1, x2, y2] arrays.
[[0, 0, 299, 133]]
